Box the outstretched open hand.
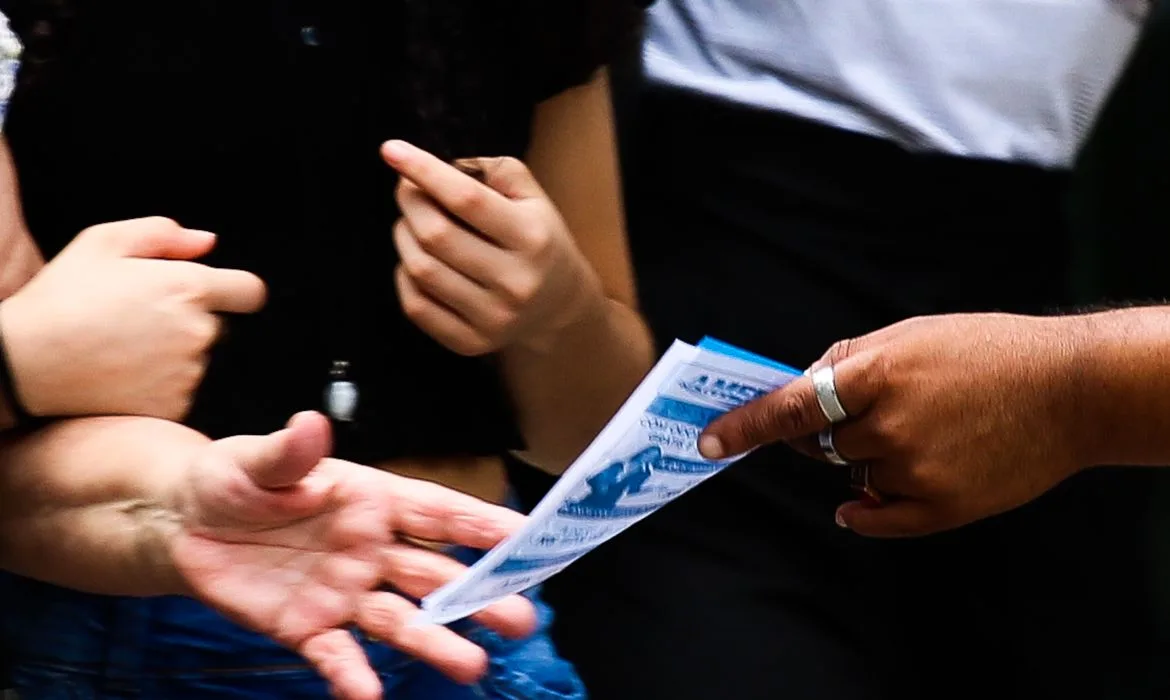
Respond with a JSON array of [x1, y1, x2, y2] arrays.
[[170, 412, 536, 700]]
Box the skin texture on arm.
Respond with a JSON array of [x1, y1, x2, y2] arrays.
[[0, 416, 202, 595], [0, 136, 43, 429], [0, 136, 43, 300], [1075, 306, 1170, 468], [502, 69, 655, 472], [0, 412, 538, 700]]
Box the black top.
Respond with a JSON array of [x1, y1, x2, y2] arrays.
[[0, 1, 643, 461], [522, 49, 1170, 700]]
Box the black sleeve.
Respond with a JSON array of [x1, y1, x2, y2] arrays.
[[1069, 0, 1170, 301], [525, 0, 650, 103]]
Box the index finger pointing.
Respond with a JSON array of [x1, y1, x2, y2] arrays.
[[701, 353, 881, 458], [382, 140, 514, 242], [699, 374, 831, 459], [202, 267, 268, 314]]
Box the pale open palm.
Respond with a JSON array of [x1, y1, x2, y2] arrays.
[[168, 412, 536, 700]]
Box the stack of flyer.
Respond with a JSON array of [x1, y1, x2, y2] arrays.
[[418, 338, 801, 626]]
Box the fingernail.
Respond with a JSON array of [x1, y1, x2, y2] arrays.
[[382, 140, 409, 162], [698, 435, 725, 460], [835, 509, 849, 529]]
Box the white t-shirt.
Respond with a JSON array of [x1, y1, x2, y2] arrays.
[[644, 0, 1146, 168]]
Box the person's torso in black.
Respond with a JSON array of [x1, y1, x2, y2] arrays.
[[0, 0, 639, 463]]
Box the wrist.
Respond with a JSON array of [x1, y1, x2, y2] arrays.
[[127, 428, 211, 598], [143, 444, 208, 598], [125, 496, 195, 597], [514, 271, 608, 356], [1055, 311, 1129, 471]]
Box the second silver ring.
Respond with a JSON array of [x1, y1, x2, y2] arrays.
[[818, 426, 850, 466]]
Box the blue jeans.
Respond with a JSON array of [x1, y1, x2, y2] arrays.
[[0, 553, 585, 699]]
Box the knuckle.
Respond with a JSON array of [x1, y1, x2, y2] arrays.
[[405, 255, 442, 287], [413, 221, 451, 251], [76, 223, 107, 242], [494, 156, 531, 183], [450, 185, 485, 213], [520, 221, 553, 253], [857, 348, 890, 379], [480, 307, 516, 338], [399, 293, 428, 323], [825, 337, 857, 366], [194, 315, 223, 346], [356, 596, 408, 640], [495, 155, 526, 174], [394, 179, 413, 207], [392, 219, 410, 242], [383, 551, 428, 589], [779, 393, 816, 436], [169, 271, 207, 301], [142, 216, 181, 230], [868, 412, 899, 444], [735, 409, 776, 446], [501, 273, 539, 305], [451, 334, 494, 357]]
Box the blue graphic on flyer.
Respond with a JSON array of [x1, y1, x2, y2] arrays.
[[418, 339, 802, 626]]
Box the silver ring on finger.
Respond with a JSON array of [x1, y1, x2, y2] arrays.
[[818, 426, 850, 466], [811, 365, 849, 424]]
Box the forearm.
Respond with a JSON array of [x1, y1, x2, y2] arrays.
[[0, 416, 208, 595], [0, 137, 41, 299], [501, 294, 654, 473], [1065, 306, 1170, 468], [0, 137, 43, 432]]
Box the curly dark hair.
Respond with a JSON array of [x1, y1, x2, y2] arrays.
[[7, 0, 644, 162]]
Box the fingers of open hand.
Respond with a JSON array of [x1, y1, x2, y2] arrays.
[[386, 476, 527, 549], [377, 544, 537, 638], [300, 630, 383, 700], [355, 591, 491, 685]]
